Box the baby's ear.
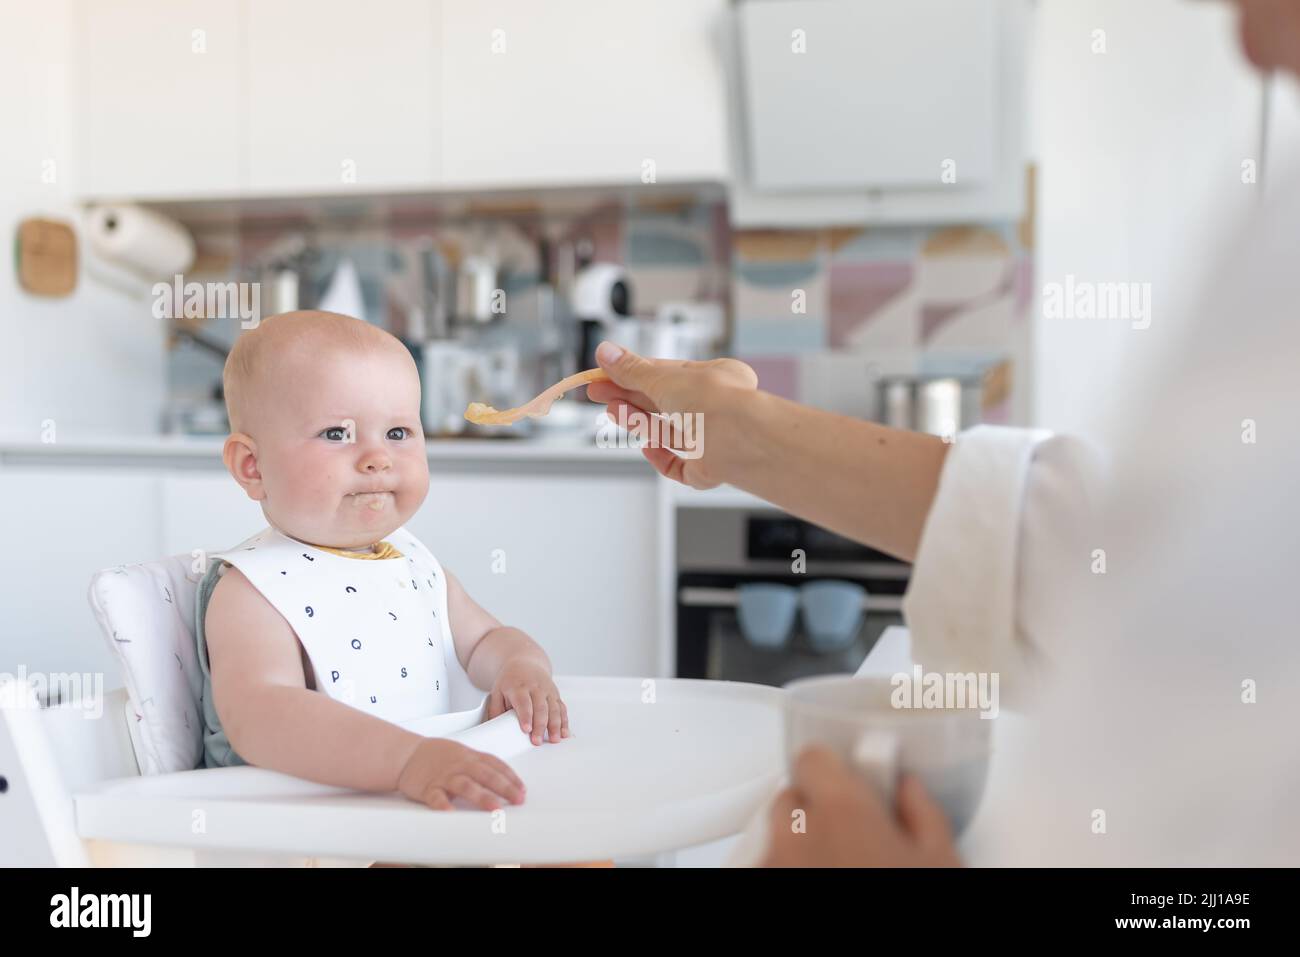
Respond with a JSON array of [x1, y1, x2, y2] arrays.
[[222, 433, 265, 500]]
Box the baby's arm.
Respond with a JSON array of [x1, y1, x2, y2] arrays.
[[444, 567, 548, 685], [444, 568, 569, 744], [205, 566, 524, 808], [205, 566, 423, 788]]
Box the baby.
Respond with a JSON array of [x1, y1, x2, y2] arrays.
[[196, 310, 566, 812]]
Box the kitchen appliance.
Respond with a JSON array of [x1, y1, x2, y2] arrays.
[[245, 232, 319, 319], [417, 242, 454, 339], [456, 254, 500, 323], [572, 261, 635, 369], [876, 373, 984, 437], [645, 301, 725, 360], [420, 340, 522, 437], [270, 269, 299, 314], [419, 341, 479, 436], [676, 510, 909, 686]]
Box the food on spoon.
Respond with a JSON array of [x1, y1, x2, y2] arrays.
[[464, 401, 514, 426], [464, 368, 611, 427]]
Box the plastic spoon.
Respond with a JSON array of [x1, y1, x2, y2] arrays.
[[464, 368, 611, 427]]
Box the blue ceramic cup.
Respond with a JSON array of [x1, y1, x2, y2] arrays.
[[800, 580, 867, 652], [737, 583, 799, 649]]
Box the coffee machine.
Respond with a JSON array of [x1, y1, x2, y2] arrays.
[[571, 262, 637, 369]]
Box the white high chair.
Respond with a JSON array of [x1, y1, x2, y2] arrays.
[[0, 554, 786, 867]]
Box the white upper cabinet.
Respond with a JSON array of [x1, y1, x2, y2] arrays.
[[738, 0, 996, 191], [75, 0, 731, 199], [727, 0, 1030, 226], [245, 0, 440, 194], [77, 0, 243, 199], [436, 0, 730, 188]]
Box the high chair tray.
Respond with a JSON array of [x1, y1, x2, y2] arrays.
[[74, 677, 785, 865]]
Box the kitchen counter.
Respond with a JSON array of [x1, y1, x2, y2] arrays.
[[0, 434, 789, 505], [0, 432, 788, 507], [0, 431, 648, 471]]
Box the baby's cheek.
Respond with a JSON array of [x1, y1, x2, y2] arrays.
[[310, 471, 346, 506], [282, 460, 338, 514], [401, 461, 430, 509]]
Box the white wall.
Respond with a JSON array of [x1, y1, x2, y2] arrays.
[[1033, 0, 1265, 439], [0, 0, 165, 439]]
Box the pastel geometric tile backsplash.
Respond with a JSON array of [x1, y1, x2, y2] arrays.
[[166, 191, 1031, 428]]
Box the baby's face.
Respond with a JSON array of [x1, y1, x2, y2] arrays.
[[248, 345, 429, 548]]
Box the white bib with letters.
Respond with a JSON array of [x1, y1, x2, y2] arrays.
[[210, 525, 454, 724]]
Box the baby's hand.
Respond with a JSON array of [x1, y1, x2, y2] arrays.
[[487, 658, 570, 746], [396, 738, 525, 811]]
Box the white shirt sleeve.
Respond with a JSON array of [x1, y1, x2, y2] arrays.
[[900, 425, 1101, 706]]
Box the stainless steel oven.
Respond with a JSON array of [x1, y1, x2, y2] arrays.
[[675, 509, 909, 686]]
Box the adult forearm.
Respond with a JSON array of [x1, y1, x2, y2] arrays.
[[227, 684, 424, 791], [725, 390, 950, 562]]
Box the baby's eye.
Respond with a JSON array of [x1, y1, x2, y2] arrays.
[[320, 426, 351, 442], [387, 427, 410, 441]]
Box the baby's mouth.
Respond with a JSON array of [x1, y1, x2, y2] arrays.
[[348, 491, 393, 511]]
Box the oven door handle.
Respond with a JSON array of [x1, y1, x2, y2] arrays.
[[677, 586, 901, 614]]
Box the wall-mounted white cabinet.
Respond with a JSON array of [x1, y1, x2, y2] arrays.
[[72, 0, 1019, 213], [738, 0, 997, 191], [76, 0, 244, 199], [726, 0, 1031, 227], [437, 0, 730, 189], [73, 0, 731, 201], [245, 0, 440, 194]]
